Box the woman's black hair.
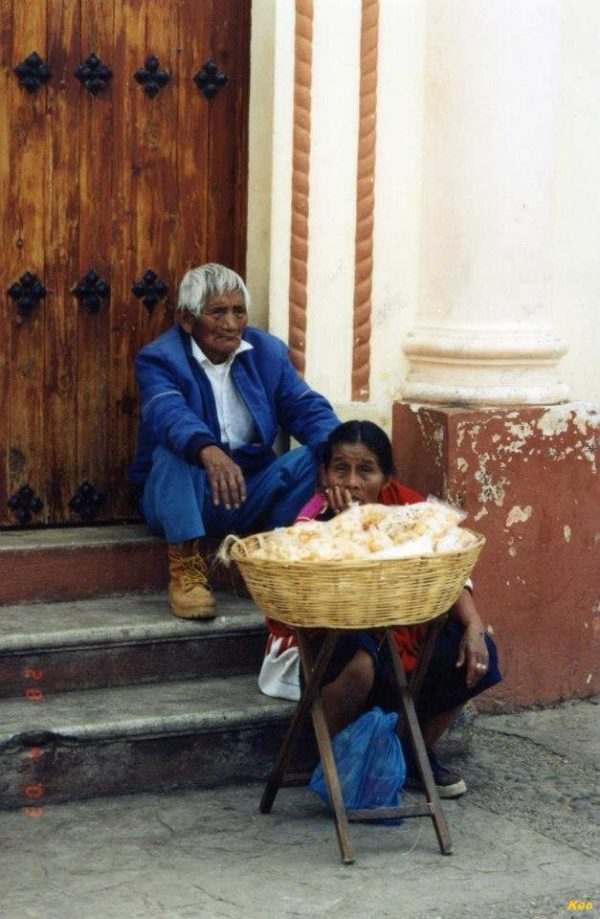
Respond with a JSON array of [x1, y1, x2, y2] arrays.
[[321, 420, 396, 477]]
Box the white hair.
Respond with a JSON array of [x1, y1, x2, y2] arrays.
[[177, 263, 250, 317]]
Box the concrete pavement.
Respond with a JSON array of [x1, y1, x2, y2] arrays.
[[1, 698, 598, 919]]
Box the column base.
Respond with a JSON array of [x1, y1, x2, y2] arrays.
[[402, 324, 569, 405], [392, 401, 600, 709]]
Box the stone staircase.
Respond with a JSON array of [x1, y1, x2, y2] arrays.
[[0, 526, 301, 810]]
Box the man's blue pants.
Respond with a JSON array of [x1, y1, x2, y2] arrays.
[[141, 445, 319, 543]]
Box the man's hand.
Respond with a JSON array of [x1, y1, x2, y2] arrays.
[[199, 445, 247, 510]]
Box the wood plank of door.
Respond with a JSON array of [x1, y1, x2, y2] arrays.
[[3, 1, 48, 526], [207, 0, 250, 275], [43, 0, 81, 523], [74, 0, 115, 524]]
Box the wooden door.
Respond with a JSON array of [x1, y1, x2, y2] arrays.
[[0, 0, 250, 527]]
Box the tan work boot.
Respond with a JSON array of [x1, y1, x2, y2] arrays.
[[167, 541, 216, 619]]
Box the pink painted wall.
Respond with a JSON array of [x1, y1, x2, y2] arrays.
[[392, 402, 600, 710]]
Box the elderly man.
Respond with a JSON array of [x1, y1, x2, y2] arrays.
[[130, 263, 340, 619]]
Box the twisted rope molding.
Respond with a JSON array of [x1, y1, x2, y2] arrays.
[[287, 0, 314, 376], [352, 0, 379, 401]]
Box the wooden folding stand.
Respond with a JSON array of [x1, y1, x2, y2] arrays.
[[260, 619, 453, 865]]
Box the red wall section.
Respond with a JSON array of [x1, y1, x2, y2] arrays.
[[393, 402, 600, 710]]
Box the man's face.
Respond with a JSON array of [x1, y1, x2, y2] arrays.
[[182, 291, 248, 364]]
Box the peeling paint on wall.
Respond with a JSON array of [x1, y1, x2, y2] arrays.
[[535, 405, 600, 473], [416, 414, 445, 469], [506, 422, 534, 439], [572, 403, 600, 437], [457, 457, 468, 473], [537, 407, 571, 437], [457, 422, 481, 449], [454, 405, 600, 476], [548, 444, 575, 462], [505, 505, 532, 527], [474, 459, 509, 507], [496, 422, 535, 456], [564, 525, 572, 543], [581, 445, 597, 472]]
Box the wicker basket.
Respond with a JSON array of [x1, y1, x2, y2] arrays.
[[227, 529, 485, 629]]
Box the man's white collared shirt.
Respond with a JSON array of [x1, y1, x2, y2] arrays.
[[190, 338, 257, 449]]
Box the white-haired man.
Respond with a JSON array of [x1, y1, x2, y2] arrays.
[[131, 263, 340, 619]]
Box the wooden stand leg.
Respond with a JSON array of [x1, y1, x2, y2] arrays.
[[385, 630, 453, 855], [260, 630, 338, 814], [296, 631, 356, 865]]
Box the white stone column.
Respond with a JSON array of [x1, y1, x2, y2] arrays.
[[402, 0, 569, 406]]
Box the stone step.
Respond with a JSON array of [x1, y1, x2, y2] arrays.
[[0, 674, 310, 809], [0, 592, 267, 697], [0, 525, 242, 604]]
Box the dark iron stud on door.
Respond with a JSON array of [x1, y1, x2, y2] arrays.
[[132, 270, 169, 315], [193, 60, 228, 99], [13, 52, 52, 92], [7, 272, 46, 321], [69, 482, 107, 521], [8, 485, 44, 525], [73, 270, 111, 314], [75, 54, 113, 95], [134, 55, 171, 98]]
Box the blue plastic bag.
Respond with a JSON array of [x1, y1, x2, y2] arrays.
[[309, 706, 406, 817]]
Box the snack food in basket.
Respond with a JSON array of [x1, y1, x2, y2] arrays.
[[243, 499, 478, 563]]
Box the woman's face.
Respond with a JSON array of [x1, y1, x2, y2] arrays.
[[322, 442, 390, 506]]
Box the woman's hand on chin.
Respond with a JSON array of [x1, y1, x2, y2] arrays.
[[324, 485, 356, 514]]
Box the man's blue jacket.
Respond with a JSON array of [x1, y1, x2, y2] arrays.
[[130, 325, 340, 488]]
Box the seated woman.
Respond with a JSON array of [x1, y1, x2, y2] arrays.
[[258, 419, 501, 798]]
